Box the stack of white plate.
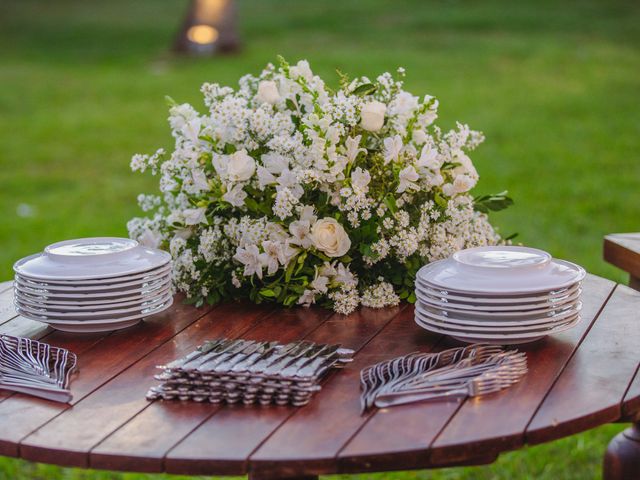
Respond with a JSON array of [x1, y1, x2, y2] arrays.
[[13, 237, 172, 333], [414, 246, 586, 345]]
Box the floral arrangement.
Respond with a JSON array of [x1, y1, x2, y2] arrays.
[[128, 58, 511, 314]]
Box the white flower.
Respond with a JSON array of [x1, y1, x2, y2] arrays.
[[131, 58, 505, 316], [227, 149, 256, 182], [290, 60, 313, 81], [311, 218, 351, 258], [319, 262, 337, 277], [289, 219, 314, 249], [256, 80, 280, 104], [298, 288, 316, 306], [310, 275, 329, 294], [389, 92, 419, 116], [383, 135, 403, 164], [417, 145, 441, 171], [261, 152, 289, 174], [335, 263, 357, 288], [276, 169, 304, 199], [181, 118, 202, 144], [360, 101, 386, 132], [344, 135, 366, 163], [256, 166, 276, 190], [183, 207, 207, 226], [442, 183, 455, 197], [233, 245, 267, 279], [223, 184, 247, 207], [261, 240, 282, 275], [412, 129, 428, 145], [138, 229, 163, 248], [453, 152, 479, 179], [351, 167, 371, 193], [397, 165, 419, 193], [299, 205, 317, 224], [191, 169, 210, 191], [453, 174, 476, 193]]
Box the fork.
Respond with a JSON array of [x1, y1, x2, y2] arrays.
[[374, 370, 524, 408]]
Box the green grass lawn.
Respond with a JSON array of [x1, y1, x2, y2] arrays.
[[0, 0, 638, 478]]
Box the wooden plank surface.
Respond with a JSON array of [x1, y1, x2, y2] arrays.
[[248, 306, 443, 478], [425, 275, 615, 464], [337, 275, 615, 472], [0, 275, 638, 477], [89, 305, 325, 473], [622, 368, 640, 421], [165, 305, 407, 476], [0, 286, 17, 326], [21, 302, 273, 470], [0, 299, 214, 459], [526, 284, 640, 444]]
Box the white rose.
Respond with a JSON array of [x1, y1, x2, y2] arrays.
[[360, 101, 386, 132], [257, 80, 280, 105], [311, 218, 351, 258], [227, 149, 256, 182]]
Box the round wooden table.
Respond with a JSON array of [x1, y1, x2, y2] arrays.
[[0, 275, 639, 480]]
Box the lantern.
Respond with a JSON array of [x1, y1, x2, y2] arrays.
[[174, 0, 239, 55]]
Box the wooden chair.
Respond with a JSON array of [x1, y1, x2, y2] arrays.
[[602, 233, 640, 479]]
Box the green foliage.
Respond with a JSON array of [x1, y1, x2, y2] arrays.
[[474, 191, 514, 213]]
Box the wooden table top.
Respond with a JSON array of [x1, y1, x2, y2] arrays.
[[1, 274, 639, 479]]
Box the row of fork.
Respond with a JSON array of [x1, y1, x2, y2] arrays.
[[360, 344, 527, 412]]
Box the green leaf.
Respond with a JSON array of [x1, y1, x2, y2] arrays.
[[259, 288, 276, 298], [285, 259, 296, 283], [434, 192, 448, 209], [283, 294, 298, 307], [441, 161, 462, 171], [504, 232, 519, 241], [286, 98, 297, 111], [351, 83, 377, 96], [407, 292, 417, 303], [165, 95, 178, 107], [474, 191, 514, 213], [383, 194, 397, 214]]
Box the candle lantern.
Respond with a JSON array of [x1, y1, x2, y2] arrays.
[[174, 0, 239, 55]]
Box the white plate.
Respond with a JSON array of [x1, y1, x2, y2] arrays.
[[15, 291, 173, 319], [14, 278, 171, 300], [16, 286, 171, 311], [15, 297, 173, 332], [14, 269, 170, 292], [415, 279, 581, 304], [414, 314, 580, 345], [14, 237, 171, 281], [416, 247, 586, 295], [414, 312, 579, 338], [415, 306, 580, 330], [416, 297, 582, 319], [14, 263, 172, 287], [416, 300, 581, 324], [38, 318, 144, 333], [416, 287, 582, 313], [16, 285, 173, 306]]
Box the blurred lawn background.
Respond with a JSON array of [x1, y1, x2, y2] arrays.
[[0, 0, 638, 478]]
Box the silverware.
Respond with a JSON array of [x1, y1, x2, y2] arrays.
[[147, 337, 354, 406], [0, 334, 76, 403], [360, 344, 527, 412]]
